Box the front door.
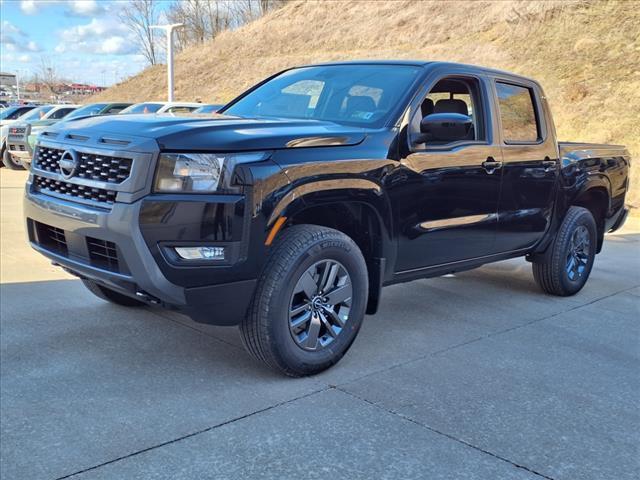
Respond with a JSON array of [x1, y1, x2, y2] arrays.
[[391, 74, 503, 272]]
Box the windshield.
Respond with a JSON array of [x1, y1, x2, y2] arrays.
[[65, 103, 107, 119], [21, 106, 54, 121], [0, 106, 33, 120], [224, 65, 422, 127], [121, 103, 164, 114]]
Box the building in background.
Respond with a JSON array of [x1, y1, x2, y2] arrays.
[[0, 72, 17, 88]]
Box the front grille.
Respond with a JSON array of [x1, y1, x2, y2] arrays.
[[33, 175, 117, 205], [34, 146, 133, 184], [87, 237, 119, 272], [34, 221, 68, 256], [9, 144, 26, 151]]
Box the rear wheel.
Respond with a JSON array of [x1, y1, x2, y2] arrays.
[[532, 206, 597, 296], [2, 148, 25, 170], [240, 225, 368, 377], [81, 279, 145, 307]]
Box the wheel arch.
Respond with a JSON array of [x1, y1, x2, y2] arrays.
[[266, 181, 395, 315], [572, 184, 610, 253]]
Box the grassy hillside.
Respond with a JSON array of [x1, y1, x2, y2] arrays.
[[94, 0, 640, 209]]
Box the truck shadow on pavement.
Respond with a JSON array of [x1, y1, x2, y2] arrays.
[[3, 229, 638, 383]]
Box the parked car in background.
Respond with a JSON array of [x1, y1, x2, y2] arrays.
[[1, 105, 37, 168], [8, 103, 132, 169], [62, 102, 133, 120], [193, 104, 224, 114], [24, 61, 630, 376], [6, 105, 79, 169], [120, 102, 202, 114]]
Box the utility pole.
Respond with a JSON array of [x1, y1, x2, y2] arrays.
[[150, 23, 184, 102]]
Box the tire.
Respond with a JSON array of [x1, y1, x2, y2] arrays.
[[81, 279, 145, 307], [240, 225, 368, 377], [2, 147, 25, 170], [532, 206, 597, 296]]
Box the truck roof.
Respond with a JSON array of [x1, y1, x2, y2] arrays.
[[298, 60, 537, 85]]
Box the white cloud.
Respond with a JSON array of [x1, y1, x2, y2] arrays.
[[56, 17, 135, 55], [0, 22, 41, 53], [67, 0, 104, 17], [59, 18, 129, 42], [26, 40, 42, 52], [20, 0, 103, 17], [2, 21, 26, 37], [18, 54, 32, 63], [1, 21, 27, 45], [99, 36, 135, 55], [20, 0, 38, 15]]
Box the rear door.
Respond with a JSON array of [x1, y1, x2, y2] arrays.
[[491, 79, 559, 252]]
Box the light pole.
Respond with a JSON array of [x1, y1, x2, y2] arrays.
[[150, 23, 183, 102]]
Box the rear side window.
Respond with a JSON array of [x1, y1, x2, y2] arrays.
[[495, 82, 539, 143]]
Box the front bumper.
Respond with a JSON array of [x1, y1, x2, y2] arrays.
[[7, 138, 32, 161], [24, 189, 256, 325]]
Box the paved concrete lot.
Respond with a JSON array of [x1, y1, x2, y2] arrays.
[[1, 169, 639, 479]]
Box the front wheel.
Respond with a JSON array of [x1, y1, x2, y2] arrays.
[[532, 206, 597, 296], [240, 225, 368, 377], [2, 148, 25, 170]]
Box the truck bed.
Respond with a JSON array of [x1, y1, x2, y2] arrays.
[[558, 141, 630, 161]]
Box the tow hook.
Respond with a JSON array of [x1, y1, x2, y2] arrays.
[[135, 291, 161, 305]]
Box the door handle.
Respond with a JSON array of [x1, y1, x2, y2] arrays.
[[542, 158, 557, 172], [482, 157, 503, 174]]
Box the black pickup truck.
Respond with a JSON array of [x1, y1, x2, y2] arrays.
[[24, 61, 630, 376]]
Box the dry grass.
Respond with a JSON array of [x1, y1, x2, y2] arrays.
[[93, 0, 640, 209]]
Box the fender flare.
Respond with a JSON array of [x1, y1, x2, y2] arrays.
[[265, 178, 395, 315], [572, 173, 612, 213], [267, 178, 386, 225]]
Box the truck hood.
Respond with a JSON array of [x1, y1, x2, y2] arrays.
[[49, 114, 368, 151]]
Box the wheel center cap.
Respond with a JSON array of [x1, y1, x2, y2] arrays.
[[311, 296, 324, 310]]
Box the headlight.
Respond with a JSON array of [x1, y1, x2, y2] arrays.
[[153, 152, 269, 193]]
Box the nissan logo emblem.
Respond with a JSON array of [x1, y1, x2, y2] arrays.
[[59, 149, 79, 179]]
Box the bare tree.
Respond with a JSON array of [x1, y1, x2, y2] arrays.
[[119, 0, 160, 65], [37, 56, 60, 95], [166, 0, 284, 52]]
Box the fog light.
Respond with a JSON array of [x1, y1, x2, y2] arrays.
[[174, 246, 225, 261]]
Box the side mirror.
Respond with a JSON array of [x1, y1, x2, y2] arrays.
[[419, 112, 473, 142]]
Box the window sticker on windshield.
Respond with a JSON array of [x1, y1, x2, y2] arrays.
[[352, 111, 374, 120]]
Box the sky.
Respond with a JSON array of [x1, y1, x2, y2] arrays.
[[0, 0, 172, 86]]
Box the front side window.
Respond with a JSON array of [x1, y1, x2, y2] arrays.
[[224, 64, 422, 128], [412, 76, 485, 147], [495, 82, 539, 143]]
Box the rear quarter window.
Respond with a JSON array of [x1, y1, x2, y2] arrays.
[[496, 82, 540, 143]]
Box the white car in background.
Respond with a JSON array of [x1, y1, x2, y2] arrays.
[[120, 102, 203, 114], [1, 105, 38, 168], [5, 104, 80, 169]]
